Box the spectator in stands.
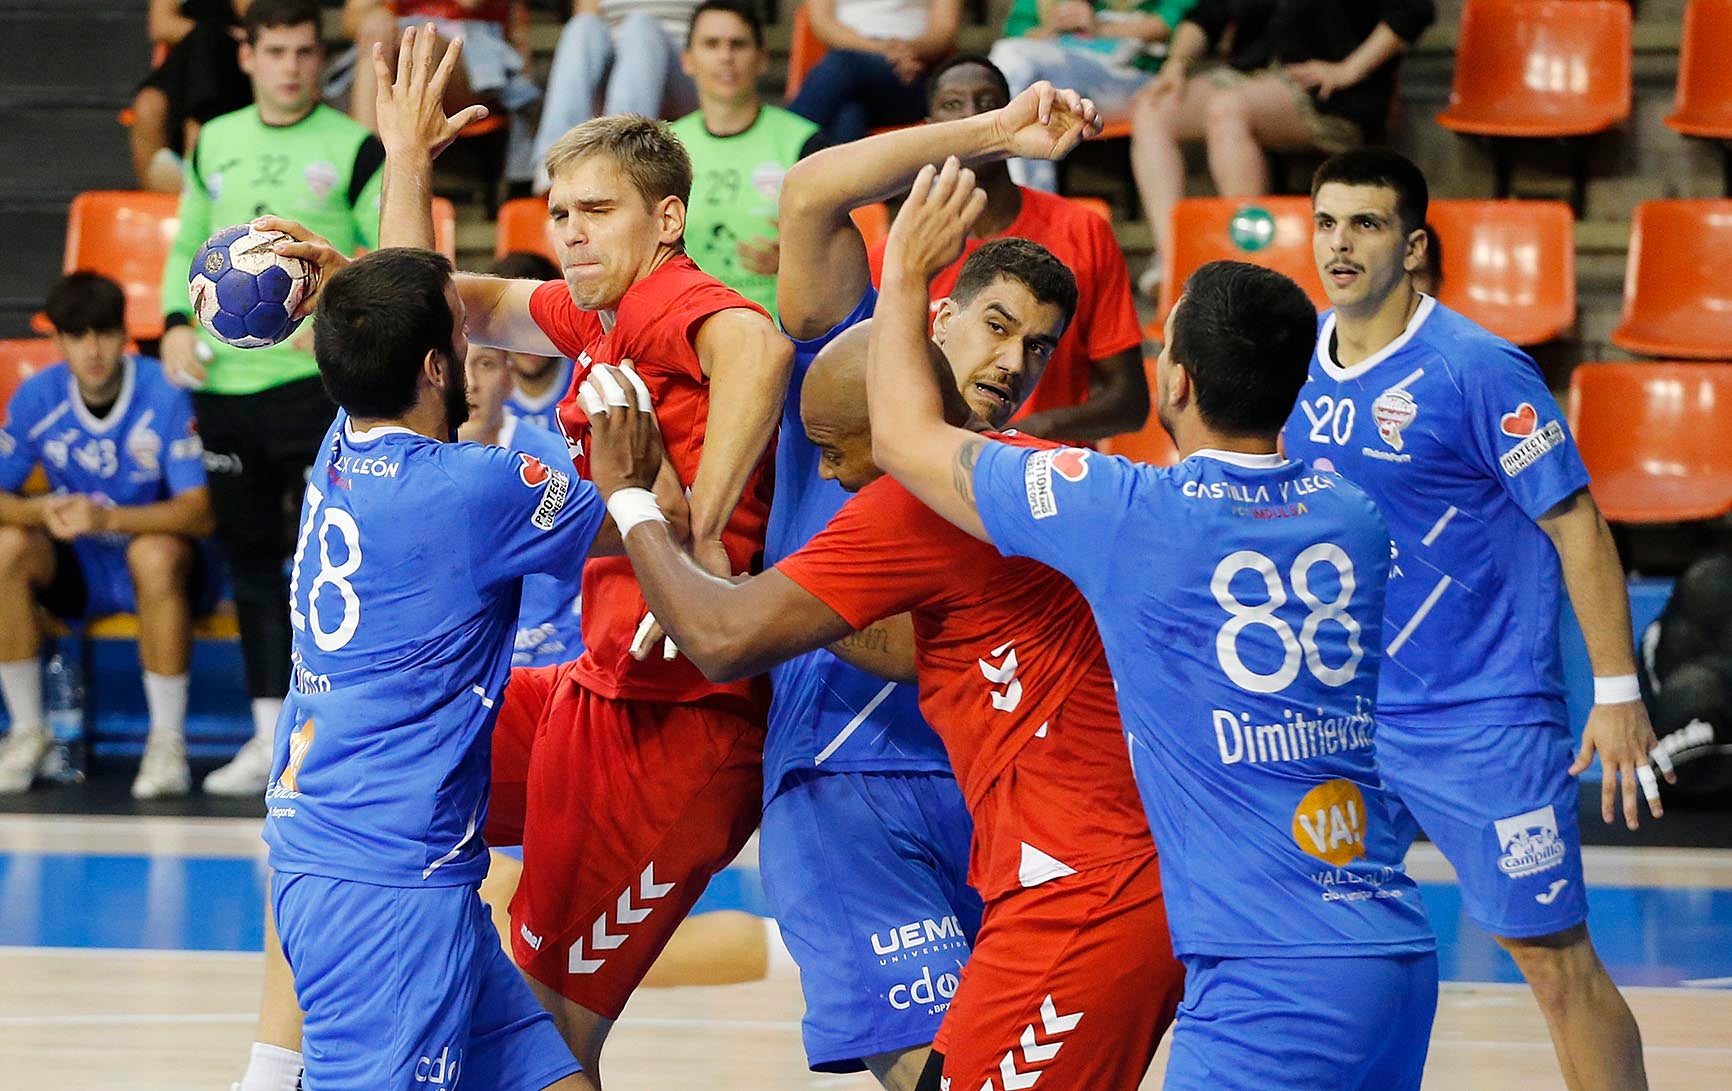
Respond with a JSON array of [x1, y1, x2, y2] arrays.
[[490, 252, 577, 431], [157, 0, 383, 797], [789, 0, 962, 145], [532, 0, 702, 189], [990, 0, 1193, 192], [866, 55, 1148, 443], [132, 0, 255, 192], [340, 0, 540, 176], [1127, 0, 1434, 296], [0, 273, 217, 798], [672, 0, 825, 316]]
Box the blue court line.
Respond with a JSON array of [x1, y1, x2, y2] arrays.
[[3, 851, 1729, 988]]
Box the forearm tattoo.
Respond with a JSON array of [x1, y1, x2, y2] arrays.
[[952, 436, 985, 505]]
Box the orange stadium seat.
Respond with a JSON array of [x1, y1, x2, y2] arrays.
[[1438, 0, 1631, 138], [1611, 200, 1732, 359], [851, 203, 890, 250], [432, 197, 457, 262], [496, 196, 556, 263], [1155, 197, 1328, 331], [60, 191, 180, 342], [1099, 359, 1178, 467], [1426, 199, 1575, 346], [1568, 362, 1732, 522], [1669, 0, 1732, 140], [786, 5, 825, 101], [0, 339, 62, 406], [1437, 0, 1630, 211]]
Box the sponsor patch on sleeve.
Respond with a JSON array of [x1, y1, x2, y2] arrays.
[[1024, 449, 1058, 520], [1498, 420, 1566, 478], [531, 469, 572, 531]]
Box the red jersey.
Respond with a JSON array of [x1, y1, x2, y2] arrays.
[[868, 187, 1142, 427], [393, 1, 510, 24], [776, 435, 1153, 900], [530, 256, 774, 708]]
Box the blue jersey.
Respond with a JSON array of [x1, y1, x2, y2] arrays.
[[263, 414, 605, 887], [763, 290, 951, 796], [1282, 298, 1591, 724], [974, 444, 1434, 960], [501, 417, 586, 668], [504, 358, 575, 434], [0, 355, 206, 506]]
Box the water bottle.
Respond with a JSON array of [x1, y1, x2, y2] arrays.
[[42, 653, 85, 784]]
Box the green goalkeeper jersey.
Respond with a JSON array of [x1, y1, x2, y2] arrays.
[[162, 104, 384, 396], [669, 106, 821, 317]]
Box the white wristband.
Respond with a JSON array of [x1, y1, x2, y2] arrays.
[[1593, 674, 1641, 705], [606, 487, 666, 539]]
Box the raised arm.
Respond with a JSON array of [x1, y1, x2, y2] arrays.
[[867, 160, 996, 541], [687, 309, 794, 566], [371, 26, 491, 252], [1539, 489, 1666, 828], [777, 81, 1101, 339]]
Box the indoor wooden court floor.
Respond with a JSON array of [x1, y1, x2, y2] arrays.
[[3, 815, 1730, 1090]]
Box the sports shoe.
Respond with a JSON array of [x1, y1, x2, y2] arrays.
[[132, 732, 190, 799], [202, 734, 273, 796], [0, 725, 52, 793]]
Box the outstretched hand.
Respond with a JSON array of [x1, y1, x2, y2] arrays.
[[578, 361, 665, 500], [253, 216, 349, 319], [993, 81, 1102, 162], [373, 23, 490, 162], [883, 158, 989, 284], [1571, 700, 1670, 830]]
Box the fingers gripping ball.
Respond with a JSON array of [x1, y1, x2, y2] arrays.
[[188, 225, 316, 348]]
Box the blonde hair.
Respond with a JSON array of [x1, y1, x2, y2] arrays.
[[543, 115, 693, 210]]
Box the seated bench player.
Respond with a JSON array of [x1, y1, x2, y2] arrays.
[[260, 245, 619, 1091], [0, 271, 219, 799]]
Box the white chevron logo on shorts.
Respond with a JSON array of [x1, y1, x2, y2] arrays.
[[977, 994, 1084, 1091], [567, 863, 676, 975], [978, 642, 1024, 713]]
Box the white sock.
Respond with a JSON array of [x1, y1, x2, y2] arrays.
[[251, 698, 285, 744], [142, 672, 189, 739], [0, 660, 44, 735], [238, 1041, 302, 1091]]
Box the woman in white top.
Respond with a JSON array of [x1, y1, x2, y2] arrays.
[[789, 0, 962, 144]]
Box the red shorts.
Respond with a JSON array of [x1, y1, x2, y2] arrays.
[[935, 853, 1183, 1091], [488, 663, 765, 1019]]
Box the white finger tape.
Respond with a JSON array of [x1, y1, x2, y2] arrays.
[[594, 366, 630, 408], [1636, 764, 1660, 804], [578, 379, 606, 417], [620, 364, 653, 411], [631, 611, 659, 655]]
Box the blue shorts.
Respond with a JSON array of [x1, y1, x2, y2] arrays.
[[273, 872, 579, 1091], [45, 537, 225, 619], [1164, 952, 1438, 1091], [1377, 717, 1588, 939], [759, 769, 981, 1073]]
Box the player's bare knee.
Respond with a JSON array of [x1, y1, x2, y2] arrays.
[[126, 534, 192, 599], [1497, 925, 1602, 1005], [0, 524, 47, 585], [1202, 91, 1250, 136]]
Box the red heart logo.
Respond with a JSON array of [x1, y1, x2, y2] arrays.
[[1051, 448, 1091, 482], [518, 452, 551, 487], [1500, 403, 1537, 438]]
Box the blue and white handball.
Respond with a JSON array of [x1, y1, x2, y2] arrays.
[[188, 225, 315, 348]]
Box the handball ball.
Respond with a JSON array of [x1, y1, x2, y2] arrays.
[[188, 225, 315, 348]]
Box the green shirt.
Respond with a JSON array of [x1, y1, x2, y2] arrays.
[[163, 104, 384, 396], [669, 105, 821, 317], [1003, 0, 1197, 73]]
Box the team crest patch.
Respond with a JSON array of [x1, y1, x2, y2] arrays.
[[1371, 387, 1418, 451], [518, 452, 552, 487], [304, 161, 338, 202], [1494, 805, 1567, 878]]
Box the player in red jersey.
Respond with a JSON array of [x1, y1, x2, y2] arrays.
[[362, 27, 792, 1082], [865, 54, 1148, 445], [567, 240, 1185, 1088]]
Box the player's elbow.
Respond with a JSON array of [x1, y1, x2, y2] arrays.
[[681, 624, 761, 684]]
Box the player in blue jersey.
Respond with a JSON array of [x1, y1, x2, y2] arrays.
[[1284, 149, 1659, 1090], [492, 252, 578, 435], [0, 272, 218, 799], [866, 158, 1439, 1089], [261, 245, 611, 1091], [764, 80, 1100, 1085]]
